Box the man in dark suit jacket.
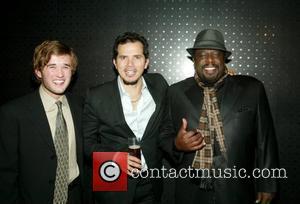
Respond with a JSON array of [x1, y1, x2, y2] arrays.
[[159, 29, 279, 204], [0, 40, 85, 204], [83, 32, 168, 204]]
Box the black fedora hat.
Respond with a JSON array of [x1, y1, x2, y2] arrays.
[[186, 29, 232, 59]]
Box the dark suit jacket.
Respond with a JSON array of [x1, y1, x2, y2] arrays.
[[159, 75, 279, 204], [0, 90, 84, 204], [83, 73, 168, 204]]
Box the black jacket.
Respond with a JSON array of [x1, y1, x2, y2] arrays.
[[160, 75, 279, 204], [83, 73, 168, 204], [0, 90, 85, 204]]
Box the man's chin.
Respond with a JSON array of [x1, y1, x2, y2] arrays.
[[122, 79, 139, 85], [202, 76, 218, 85]]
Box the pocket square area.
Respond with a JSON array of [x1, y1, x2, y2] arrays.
[[237, 105, 251, 113]]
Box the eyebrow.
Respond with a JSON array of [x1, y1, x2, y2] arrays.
[[46, 63, 71, 67], [118, 54, 143, 56]]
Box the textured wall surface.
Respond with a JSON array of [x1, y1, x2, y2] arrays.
[[1, 0, 299, 202]]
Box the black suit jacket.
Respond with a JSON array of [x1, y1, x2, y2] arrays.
[[160, 75, 279, 204], [0, 90, 84, 204], [83, 73, 168, 204]]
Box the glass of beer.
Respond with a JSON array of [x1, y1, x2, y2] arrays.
[[128, 137, 141, 160]]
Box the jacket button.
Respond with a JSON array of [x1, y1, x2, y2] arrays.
[[50, 155, 56, 160]]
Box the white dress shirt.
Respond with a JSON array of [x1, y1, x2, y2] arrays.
[[117, 76, 156, 170]]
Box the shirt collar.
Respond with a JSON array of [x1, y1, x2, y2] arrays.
[[39, 85, 67, 111]]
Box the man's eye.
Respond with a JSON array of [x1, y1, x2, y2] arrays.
[[196, 55, 206, 60]]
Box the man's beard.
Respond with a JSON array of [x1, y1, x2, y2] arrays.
[[122, 78, 139, 85]]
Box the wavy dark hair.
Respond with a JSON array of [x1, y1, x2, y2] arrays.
[[112, 32, 149, 60]]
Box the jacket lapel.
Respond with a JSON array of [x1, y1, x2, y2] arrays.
[[219, 77, 242, 125], [111, 80, 136, 138], [27, 91, 56, 153], [184, 81, 204, 129], [142, 77, 163, 139]]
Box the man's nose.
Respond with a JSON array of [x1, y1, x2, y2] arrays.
[[205, 53, 214, 64], [127, 58, 133, 66], [56, 67, 64, 77]]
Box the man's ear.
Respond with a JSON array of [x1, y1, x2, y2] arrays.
[[144, 58, 150, 69], [187, 56, 193, 61], [34, 69, 42, 79], [113, 59, 117, 70]]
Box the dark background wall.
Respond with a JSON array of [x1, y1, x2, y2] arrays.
[[1, 0, 299, 202]]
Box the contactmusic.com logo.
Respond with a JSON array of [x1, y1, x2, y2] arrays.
[[93, 152, 127, 191]]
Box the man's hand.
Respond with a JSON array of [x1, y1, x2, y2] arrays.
[[255, 192, 275, 204], [127, 154, 141, 176], [174, 118, 206, 152]]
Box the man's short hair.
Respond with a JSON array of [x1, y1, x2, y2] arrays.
[[112, 32, 149, 60]]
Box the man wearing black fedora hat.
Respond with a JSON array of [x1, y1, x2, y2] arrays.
[[160, 29, 279, 204]]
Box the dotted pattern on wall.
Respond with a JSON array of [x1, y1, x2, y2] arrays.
[[128, 0, 280, 87]]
